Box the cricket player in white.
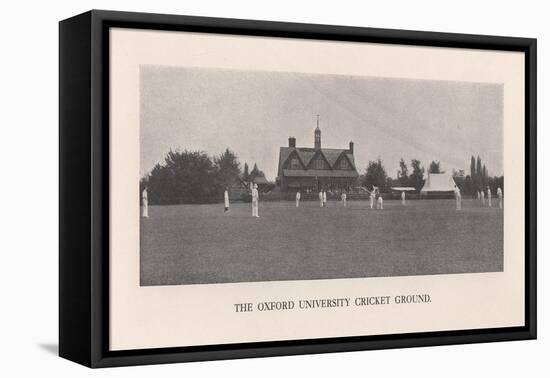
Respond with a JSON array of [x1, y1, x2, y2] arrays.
[[377, 195, 384, 210], [497, 187, 503, 208], [224, 187, 230, 213], [296, 191, 301, 208], [477, 191, 481, 200], [481, 190, 485, 206], [454, 186, 462, 210], [323, 190, 327, 207], [487, 186, 492, 207], [318, 190, 323, 207], [142, 188, 149, 218], [401, 191, 406, 205], [341, 191, 347, 207], [369, 187, 376, 209], [251, 184, 259, 217]]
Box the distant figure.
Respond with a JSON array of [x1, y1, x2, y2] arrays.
[[377, 195, 384, 210], [251, 184, 259, 218], [341, 191, 347, 207], [369, 187, 377, 209], [401, 191, 406, 205], [476, 191, 481, 200], [142, 188, 149, 218], [224, 187, 230, 213], [454, 186, 462, 211], [318, 190, 323, 208], [323, 191, 327, 207], [296, 191, 301, 208], [497, 187, 503, 208], [487, 186, 492, 207], [481, 190, 486, 206]]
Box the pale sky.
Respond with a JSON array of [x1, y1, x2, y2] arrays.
[[140, 66, 503, 180]]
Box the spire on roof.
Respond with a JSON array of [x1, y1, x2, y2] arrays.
[[314, 115, 321, 149]]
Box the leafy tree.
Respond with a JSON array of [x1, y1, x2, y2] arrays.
[[249, 163, 265, 180], [214, 148, 241, 187], [409, 159, 425, 191], [470, 156, 476, 180], [428, 160, 442, 174], [397, 158, 409, 186], [476, 156, 482, 192], [147, 149, 219, 205], [363, 157, 388, 191], [243, 162, 249, 183]]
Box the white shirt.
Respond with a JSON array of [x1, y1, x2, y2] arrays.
[[224, 190, 229, 206], [323, 192, 327, 202], [296, 192, 301, 200], [142, 189, 148, 203], [319, 192, 323, 200], [252, 188, 259, 201]]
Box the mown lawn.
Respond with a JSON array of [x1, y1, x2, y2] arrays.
[[140, 199, 503, 286]]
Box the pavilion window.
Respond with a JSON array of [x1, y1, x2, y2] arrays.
[[290, 158, 300, 169], [314, 159, 325, 169]]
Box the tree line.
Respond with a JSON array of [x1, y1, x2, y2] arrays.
[[141, 148, 265, 205], [362, 156, 503, 196]]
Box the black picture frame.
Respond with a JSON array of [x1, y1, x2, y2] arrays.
[[59, 9, 537, 368]]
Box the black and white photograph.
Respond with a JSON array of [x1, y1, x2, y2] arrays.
[[139, 66, 505, 286]]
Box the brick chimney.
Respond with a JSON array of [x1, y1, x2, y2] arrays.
[[289, 137, 296, 148], [349, 141, 354, 153]]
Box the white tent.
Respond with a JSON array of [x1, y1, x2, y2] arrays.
[[420, 173, 457, 194]]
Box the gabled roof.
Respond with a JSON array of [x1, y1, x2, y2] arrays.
[[253, 175, 270, 184], [278, 146, 358, 177], [420, 173, 457, 192]]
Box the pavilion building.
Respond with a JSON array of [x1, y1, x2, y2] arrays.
[[277, 123, 358, 191]]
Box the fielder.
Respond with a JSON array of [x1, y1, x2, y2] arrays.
[[341, 191, 347, 207], [369, 187, 377, 209], [224, 187, 230, 213], [142, 188, 149, 218], [454, 186, 462, 211], [251, 184, 259, 218], [296, 191, 301, 208], [497, 187, 503, 209], [323, 190, 327, 207], [401, 191, 406, 205], [481, 190, 485, 206], [318, 190, 323, 207], [377, 194, 384, 210], [487, 186, 492, 207]]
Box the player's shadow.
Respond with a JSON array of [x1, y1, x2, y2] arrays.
[[38, 343, 58, 355]]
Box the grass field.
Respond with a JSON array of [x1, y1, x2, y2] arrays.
[[140, 199, 503, 286]]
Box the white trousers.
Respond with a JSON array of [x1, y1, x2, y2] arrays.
[[370, 197, 374, 209], [142, 202, 148, 217], [252, 200, 259, 217], [296, 199, 300, 207]]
